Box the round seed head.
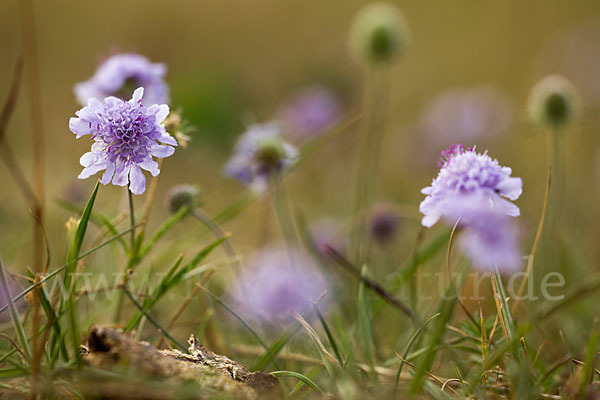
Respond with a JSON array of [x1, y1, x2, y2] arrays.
[[528, 74, 580, 130], [348, 2, 409, 64], [164, 184, 202, 215]]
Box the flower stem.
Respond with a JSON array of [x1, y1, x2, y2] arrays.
[[351, 64, 391, 266], [270, 174, 298, 248], [128, 189, 136, 249]]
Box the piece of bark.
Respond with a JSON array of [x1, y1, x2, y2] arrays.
[[82, 325, 281, 400]]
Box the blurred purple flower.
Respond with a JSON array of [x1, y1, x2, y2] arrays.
[[278, 86, 342, 140], [69, 87, 177, 195], [231, 245, 328, 325], [224, 122, 298, 192], [420, 144, 522, 228], [368, 203, 402, 245], [442, 195, 522, 273], [75, 53, 169, 106], [420, 86, 512, 146]]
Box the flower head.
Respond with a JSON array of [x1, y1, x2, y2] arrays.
[[69, 87, 177, 195], [164, 184, 202, 215], [231, 245, 328, 325], [442, 194, 522, 273], [75, 53, 169, 106], [279, 86, 342, 140], [368, 203, 402, 245], [420, 145, 522, 227], [348, 2, 409, 64], [224, 122, 298, 192], [528, 74, 580, 130]]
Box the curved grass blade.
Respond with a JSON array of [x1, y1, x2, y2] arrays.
[[395, 313, 441, 389], [271, 370, 325, 395]]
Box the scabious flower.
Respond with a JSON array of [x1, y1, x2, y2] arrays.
[[420, 144, 522, 228], [278, 86, 342, 140], [420, 86, 512, 146], [223, 122, 298, 192], [231, 245, 328, 325], [75, 53, 169, 106], [420, 145, 523, 273], [442, 195, 522, 273], [69, 87, 177, 195]]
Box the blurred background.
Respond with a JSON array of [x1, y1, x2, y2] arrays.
[[2, 0, 600, 358]]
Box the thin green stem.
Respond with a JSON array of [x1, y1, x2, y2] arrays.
[[351, 64, 391, 266], [128, 189, 136, 250], [270, 173, 298, 248]]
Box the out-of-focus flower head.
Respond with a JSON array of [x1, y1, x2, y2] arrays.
[[368, 203, 402, 245], [224, 122, 298, 192], [69, 87, 177, 195], [528, 74, 580, 130], [75, 53, 169, 106], [420, 86, 512, 146], [278, 86, 342, 140], [348, 2, 409, 64], [164, 184, 202, 215], [231, 245, 328, 325], [442, 194, 522, 273], [420, 144, 522, 228]]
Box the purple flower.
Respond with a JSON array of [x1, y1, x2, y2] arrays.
[[442, 194, 522, 273], [75, 53, 169, 106], [231, 245, 328, 325], [420, 144, 522, 228], [420, 86, 512, 146], [224, 122, 298, 192], [368, 203, 402, 245], [69, 87, 177, 195], [278, 86, 342, 140]]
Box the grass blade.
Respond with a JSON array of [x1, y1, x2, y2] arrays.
[[409, 271, 465, 393], [121, 287, 186, 351], [578, 318, 599, 400], [0, 258, 31, 362], [64, 181, 100, 365], [271, 370, 325, 395]]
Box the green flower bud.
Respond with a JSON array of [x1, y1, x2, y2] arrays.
[[164, 184, 202, 215], [348, 2, 410, 65], [527, 74, 580, 130]]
